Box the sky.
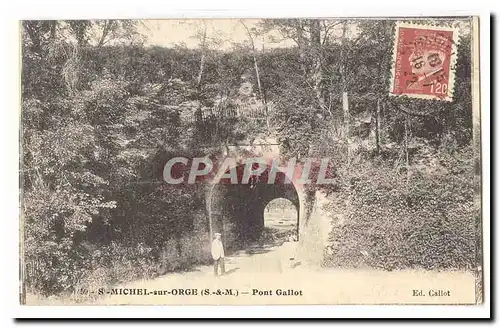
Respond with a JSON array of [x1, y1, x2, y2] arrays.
[[138, 19, 295, 50], [136, 18, 471, 50]]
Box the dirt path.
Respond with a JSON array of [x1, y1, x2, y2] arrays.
[[90, 241, 476, 305]]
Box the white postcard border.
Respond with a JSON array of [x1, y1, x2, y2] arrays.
[[3, 0, 492, 321]]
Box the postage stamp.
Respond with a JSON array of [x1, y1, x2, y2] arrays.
[[390, 22, 459, 101]]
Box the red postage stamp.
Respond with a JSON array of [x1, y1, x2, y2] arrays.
[[390, 22, 459, 101]]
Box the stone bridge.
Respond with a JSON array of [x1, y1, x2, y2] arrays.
[[204, 137, 332, 264]]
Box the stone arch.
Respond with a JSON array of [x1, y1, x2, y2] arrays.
[[206, 162, 305, 251]]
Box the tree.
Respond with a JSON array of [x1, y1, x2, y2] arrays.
[[240, 20, 269, 129]]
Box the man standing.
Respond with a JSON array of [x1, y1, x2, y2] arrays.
[[211, 232, 225, 276]]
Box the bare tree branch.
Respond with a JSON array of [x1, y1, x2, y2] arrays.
[[97, 20, 111, 47]]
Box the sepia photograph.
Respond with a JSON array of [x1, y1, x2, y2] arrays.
[[18, 16, 484, 308]]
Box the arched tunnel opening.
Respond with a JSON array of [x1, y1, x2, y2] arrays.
[[209, 164, 300, 252], [263, 198, 299, 237]]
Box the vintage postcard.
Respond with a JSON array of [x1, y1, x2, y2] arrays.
[[19, 16, 483, 308]]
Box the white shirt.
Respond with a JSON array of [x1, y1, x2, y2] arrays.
[[211, 239, 224, 260]]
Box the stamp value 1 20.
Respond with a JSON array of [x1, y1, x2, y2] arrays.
[[390, 22, 459, 101]]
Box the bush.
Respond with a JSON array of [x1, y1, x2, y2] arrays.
[[25, 230, 212, 297], [158, 233, 211, 274], [323, 147, 476, 271]]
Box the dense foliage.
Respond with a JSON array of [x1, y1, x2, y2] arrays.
[[21, 19, 478, 297]]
